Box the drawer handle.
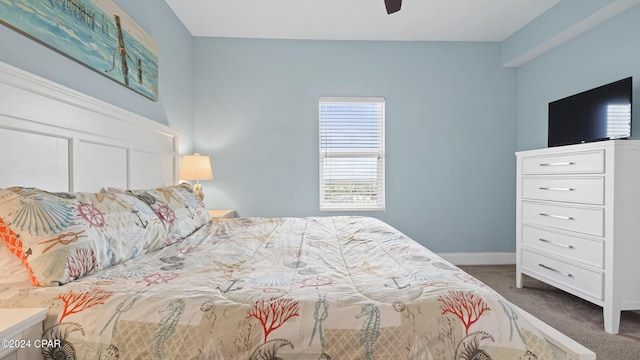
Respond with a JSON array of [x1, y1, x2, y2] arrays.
[[539, 213, 575, 221], [539, 263, 574, 278], [539, 238, 575, 249], [539, 162, 576, 167], [539, 187, 575, 192]]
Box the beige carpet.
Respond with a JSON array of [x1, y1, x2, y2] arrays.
[[460, 265, 640, 360]]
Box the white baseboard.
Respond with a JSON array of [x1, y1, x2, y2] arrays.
[[438, 252, 515, 266]]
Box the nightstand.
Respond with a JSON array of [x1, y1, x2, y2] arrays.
[[0, 308, 47, 360], [208, 209, 235, 220]]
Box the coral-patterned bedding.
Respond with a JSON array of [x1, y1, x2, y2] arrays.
[[0, 215, 557, 359]]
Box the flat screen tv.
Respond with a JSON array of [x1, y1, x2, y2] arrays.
[[548, 77, 632, 147]]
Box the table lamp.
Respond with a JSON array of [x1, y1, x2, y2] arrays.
[[179, 153, 213, 200]]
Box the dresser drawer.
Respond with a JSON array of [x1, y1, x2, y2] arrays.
[[522, 226, 604, 268], [522, 250, 603, 300], [521, 150, 604, 175], [0, 349, 17, 360], [522, 202, 604, 236], [521, 177, 604, 205]]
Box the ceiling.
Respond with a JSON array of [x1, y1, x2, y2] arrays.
[[164, 0, 560, 42]]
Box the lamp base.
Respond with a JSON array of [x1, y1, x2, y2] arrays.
[[193, 183, 204, 201]]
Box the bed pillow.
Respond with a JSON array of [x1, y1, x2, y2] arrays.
[[0, 238, 30, 284], [0, 187, 170, 286], [128, 183, 210, 243], [100, 186, 126, 194]]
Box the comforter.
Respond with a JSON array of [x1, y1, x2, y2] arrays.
[[0, 216, 555, 359]]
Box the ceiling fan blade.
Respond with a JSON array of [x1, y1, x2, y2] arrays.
[[385, 0, 402, 14]]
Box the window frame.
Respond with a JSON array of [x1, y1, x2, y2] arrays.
[[319, 96, 385, 212]]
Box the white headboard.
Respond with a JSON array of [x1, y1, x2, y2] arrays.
[[0, 62, 179, 192]]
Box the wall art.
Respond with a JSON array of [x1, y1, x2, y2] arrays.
[[0, 0, 159, 100]]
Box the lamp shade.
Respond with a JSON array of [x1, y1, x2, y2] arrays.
[[179, 153, 213, 181]]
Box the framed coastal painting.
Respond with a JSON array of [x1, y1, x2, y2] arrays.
[[0, 0, 159, 101]]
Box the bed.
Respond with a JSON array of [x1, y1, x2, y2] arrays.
[[0, 61, 595, 360]]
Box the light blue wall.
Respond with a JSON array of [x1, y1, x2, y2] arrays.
[[193, 39, 517, 253], [516, 4, 640, 151], [0, 0, 194, 152], [500, 0, 620, 67]]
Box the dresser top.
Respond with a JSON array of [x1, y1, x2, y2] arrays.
[[0, 308, 47, 338], [516, 139, 640, 157]]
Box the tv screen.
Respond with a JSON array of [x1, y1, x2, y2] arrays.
[[548, 77, 632, 147]]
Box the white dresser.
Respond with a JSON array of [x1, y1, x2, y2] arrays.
[[515, 140, 640, 334]]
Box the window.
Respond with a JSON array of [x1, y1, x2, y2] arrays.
[[319, 97, 385, 211]]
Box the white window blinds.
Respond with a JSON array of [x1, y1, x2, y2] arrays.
[[319, 97, 385, 211]]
